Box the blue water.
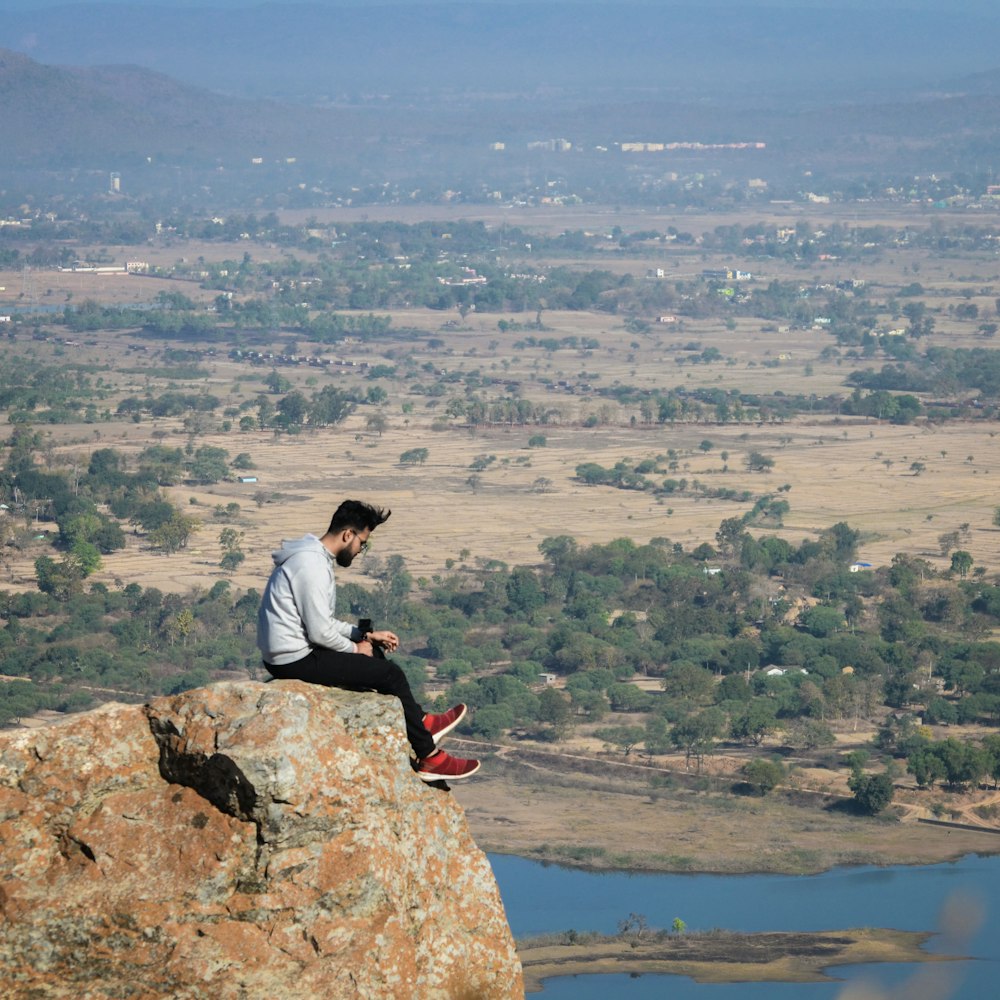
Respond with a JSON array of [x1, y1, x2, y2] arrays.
[[491, 853, 1000, 999]]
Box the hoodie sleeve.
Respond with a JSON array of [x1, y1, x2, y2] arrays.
[[290, 550, 361, 654]]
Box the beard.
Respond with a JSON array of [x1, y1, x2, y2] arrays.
[[335, 549, 355, 568]]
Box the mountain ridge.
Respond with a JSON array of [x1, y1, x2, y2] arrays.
[[3, 2, 1000, 102], [2, 45, 999, 182], [0, 47, 371, 167]]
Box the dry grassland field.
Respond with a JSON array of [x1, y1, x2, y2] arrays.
[[4, 203, 1000, 871], [3, 243, 999, 595], [2, 203, 999, 611]]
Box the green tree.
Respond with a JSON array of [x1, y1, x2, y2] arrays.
[[506, 567, 546, 614], [595, 724, 645, 756], [730, 699, 778, 745], [907, 747, 947, 788], [536, 687, 574, 738], [309, 386, 355, 427], [671, 708, 725, 769], [469, 704, 514, 739], [276, 391, 309, 429], [746, 451, 775, 472], [715, 517, 749, 560], [799, 605, 845, 638], [137, 445, 185, 485], [661, 662, 715, 701], [742, 758, 785, 796], [607, 683, 652, 713], [34, 555, 83, 600], [188, 446, 230, 484], [264, 370, 291, 394], [68, 540, 102, 577], [219, 527, 245, 574], [220, 550, 245, 573], [848, 769, 895, 815], [366, 412, 388, 436], [950, 550, 974, 578], [168, 607, 196, 647], [132, 499, 177, 532], [149, 513, 200, 554]]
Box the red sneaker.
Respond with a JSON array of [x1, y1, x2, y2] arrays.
[[423, 703, 467, 744], [416, 749, 480, 782]]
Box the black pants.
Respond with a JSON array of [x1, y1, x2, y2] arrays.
[[264, 648, 435, 759]]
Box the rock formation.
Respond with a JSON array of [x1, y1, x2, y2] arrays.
[[0, 680, 524, 999]]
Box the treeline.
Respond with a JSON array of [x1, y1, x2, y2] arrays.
[[0, 430, 247, 598], [373, 520, 1000, 802], [849, 348, 1000, 402], [0, 580, 260, 726], [8, 213, 1000, 270]]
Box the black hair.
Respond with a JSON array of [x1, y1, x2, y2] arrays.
[[328, 500, 391, 535]]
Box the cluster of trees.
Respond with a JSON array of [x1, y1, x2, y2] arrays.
[[14, 210, 1000, 274], [1, 338, 948, 443], [700, 220, 1000, 263], [115, 376, 357, 436], [9, 223, 1000, 448], [381, 520, 999, 810], [573, 456, 788, 518], [849, 348, 1000, 403], [0, 356, 110, 425], [905, 735, 1000, 790], [0, 580, 260, 726], [0, 432, 243, 598], [39, 219, 998, 357]]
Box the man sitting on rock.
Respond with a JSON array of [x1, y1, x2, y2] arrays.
[[257, 499, 480, 781]]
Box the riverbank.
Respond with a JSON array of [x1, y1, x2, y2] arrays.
[[457, 752, 1000, 875], [518, 928, 953, 993]]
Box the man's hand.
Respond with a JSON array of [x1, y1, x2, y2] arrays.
[[355, 639, 374, 656], [368, 629, 399, 653]]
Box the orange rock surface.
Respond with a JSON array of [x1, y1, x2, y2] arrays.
[[0, 680, 523, 999]]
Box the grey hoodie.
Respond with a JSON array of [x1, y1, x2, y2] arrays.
[[256, 534, 363, 665]]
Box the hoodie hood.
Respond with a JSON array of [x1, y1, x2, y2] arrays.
[[271, 533, 328, 567]]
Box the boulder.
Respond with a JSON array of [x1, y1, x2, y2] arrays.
[[0, 680, 523, 999]]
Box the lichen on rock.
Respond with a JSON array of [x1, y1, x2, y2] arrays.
[[0, 680, 523, 999]]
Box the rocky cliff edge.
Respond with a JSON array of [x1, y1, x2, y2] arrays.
[[0, 680, 524, 999]]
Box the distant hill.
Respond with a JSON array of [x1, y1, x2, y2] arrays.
[[2, 3, 999, 104], [953, 68, 1000, 97], [1, 43, 999, 181], [0, 48, 374, 167]]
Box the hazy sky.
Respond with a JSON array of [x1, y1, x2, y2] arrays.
[[5, 0, 998, 9]]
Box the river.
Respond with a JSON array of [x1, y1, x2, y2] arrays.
[[491, 852, 1000, 999]]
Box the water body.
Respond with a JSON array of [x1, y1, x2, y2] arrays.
[[491, 853, 1000, 999]]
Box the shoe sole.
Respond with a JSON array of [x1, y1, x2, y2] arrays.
[[430, 704, 468, 744], [417, 760, 481, 782]]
